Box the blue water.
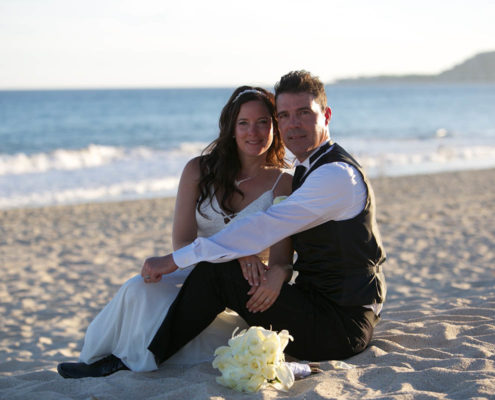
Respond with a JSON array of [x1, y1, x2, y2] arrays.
[[0, 88, 231, 154], [1, 84, 495, 209]]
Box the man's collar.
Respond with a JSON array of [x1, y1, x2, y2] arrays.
[[295, 140, 333, 169]]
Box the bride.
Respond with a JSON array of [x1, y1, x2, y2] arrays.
[[57, 86, 293, 378]]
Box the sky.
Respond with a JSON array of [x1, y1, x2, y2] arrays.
[[1, 0, 494, 89]]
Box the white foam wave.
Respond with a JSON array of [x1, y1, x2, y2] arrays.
[[341, 137, 495, 177], [0, 145, 123, 175], [0, 177, 181, 210], [0, 142, 207, 209], [0, 142, 208, 176], [2, 138, 495, 210]]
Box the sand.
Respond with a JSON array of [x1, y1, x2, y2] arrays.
[[1, 168, 494, 399]]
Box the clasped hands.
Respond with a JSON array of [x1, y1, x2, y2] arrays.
[[238, 255, 285, 314], [140, 253, 285, 314]]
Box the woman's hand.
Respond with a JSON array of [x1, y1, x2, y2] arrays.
[[238, 255, 267, 287], [245, 264, 289, 313]]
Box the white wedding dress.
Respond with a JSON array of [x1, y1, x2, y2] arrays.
[[79, 176, 283, 371]]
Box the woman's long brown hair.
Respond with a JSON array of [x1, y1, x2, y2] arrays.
[[197, 86, 287, 217]]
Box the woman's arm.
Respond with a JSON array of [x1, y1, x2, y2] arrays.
[[240, 171, 294, 286], [245, 171, 294, 312], [268, 170, 293, 276], [172, 157, 201, 251]]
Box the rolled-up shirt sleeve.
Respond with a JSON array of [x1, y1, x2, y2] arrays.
[[173, 162, 366, 268]]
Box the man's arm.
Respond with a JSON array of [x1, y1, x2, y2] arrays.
[[173, 162, 366, 268]]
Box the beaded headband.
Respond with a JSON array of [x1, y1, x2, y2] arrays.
[[232, 89, 266, 103]]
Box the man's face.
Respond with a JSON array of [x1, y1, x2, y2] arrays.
[[276, 92, 331, 162]]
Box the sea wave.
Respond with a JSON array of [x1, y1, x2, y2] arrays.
[[0, 142, 208, 176], [342, 137, 495, 177], [1, 137, 495, 210], [0, 177, 181, 210]]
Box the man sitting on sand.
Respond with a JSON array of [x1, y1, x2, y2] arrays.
[[143, 70, 387, 364]]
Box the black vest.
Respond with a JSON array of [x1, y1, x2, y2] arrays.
[[292, 143, 386, 307]]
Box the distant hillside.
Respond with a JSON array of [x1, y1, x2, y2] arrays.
[[334, 51, 495, 84]]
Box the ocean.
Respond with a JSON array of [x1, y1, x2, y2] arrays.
[[1, 84, 494, 210]]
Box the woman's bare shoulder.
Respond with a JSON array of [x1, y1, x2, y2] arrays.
[[273, 169, 293, 197], [181, 156, 202, 179]]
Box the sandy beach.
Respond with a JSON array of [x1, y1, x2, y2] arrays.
[[1, 168, 494, 399]]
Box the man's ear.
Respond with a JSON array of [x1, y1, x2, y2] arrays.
[[324, 107, 332, 125]]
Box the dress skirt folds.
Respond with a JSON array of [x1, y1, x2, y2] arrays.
[[79, 269, 248, 371]]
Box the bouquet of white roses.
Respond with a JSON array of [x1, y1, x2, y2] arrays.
[[212, 326, 295, 393]]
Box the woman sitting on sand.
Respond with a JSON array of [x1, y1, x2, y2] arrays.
[[57, 86, 294, 378]]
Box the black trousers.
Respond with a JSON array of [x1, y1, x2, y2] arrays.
[[148, 261, 379, 364]]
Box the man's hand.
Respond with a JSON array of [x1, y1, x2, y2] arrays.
[[141, 254, 178, 283], [246, 264, 290, 313], [238, 255, 267, 287]]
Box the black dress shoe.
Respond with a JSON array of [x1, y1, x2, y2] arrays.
[[57, 354, 129, 379]]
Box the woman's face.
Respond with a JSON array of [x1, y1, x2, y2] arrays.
[[234, 100, 274, 158]]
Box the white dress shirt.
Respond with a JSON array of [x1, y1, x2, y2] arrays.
[[173, 142, 367, 269]]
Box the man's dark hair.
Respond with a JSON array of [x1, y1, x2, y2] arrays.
[[274, 70, 327, 111]]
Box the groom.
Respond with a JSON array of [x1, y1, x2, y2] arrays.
[[143, 70, 387, 364]]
